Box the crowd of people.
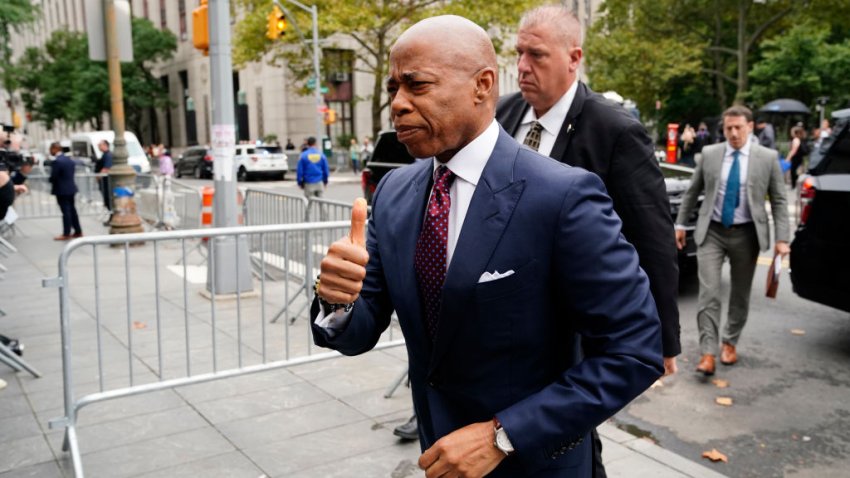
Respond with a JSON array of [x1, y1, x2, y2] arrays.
[[676, 115, 832, 189]]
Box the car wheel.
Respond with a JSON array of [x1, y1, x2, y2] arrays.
[[237, 166, 248, 182], [176, 167, 182, 178], [279, 172, 286, 181], [193, 166, 202, 179]]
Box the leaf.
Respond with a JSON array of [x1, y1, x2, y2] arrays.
[[132, 321, 147, 330], [702, 448, 729, 463], [790, 329, 806, 336], [712, 379, 729, 388], [715, 397, 733, 406]]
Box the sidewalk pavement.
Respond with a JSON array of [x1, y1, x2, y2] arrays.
[[1, 214, 727, 477]]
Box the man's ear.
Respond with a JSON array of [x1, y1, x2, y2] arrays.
[[474, 67, 496, 104]]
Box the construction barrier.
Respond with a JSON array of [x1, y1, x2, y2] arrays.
[[43, 222, 403, 477]]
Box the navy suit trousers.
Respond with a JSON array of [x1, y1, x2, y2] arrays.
[[56, 195, 82, 236]]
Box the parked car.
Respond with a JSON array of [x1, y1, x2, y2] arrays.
[[361, 131, 416, 204], [69, 131, 151, 174], [175, 146, 213, 179], [661, 162, 703, 269], [790, 109, 850, 313], [234, 144, 288, 181]]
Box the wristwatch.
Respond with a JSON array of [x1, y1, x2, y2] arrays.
[[314, 275, 354, 313], [493, 417, 515, 456]]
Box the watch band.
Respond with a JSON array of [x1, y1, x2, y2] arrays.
[[314, 275, 354, 313]]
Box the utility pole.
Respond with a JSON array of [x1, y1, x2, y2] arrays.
[[207, 0, 252, 295], [104, 0, 143, 236]]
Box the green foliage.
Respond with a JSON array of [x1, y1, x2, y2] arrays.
[[586, 0, 850, 127], [232, 0, 536, 136], [15, 17, 176, 131], [0, 0, 40, 99], [750, 23, 850, 113]]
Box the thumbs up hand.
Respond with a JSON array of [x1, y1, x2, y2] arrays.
[[318, 198, 370, 304]]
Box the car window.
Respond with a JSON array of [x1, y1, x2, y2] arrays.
[[257, 146, 282, 154]]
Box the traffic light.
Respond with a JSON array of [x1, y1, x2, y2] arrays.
[[324, 109, 337, 125], [192, 0, 209, 55], [266, 6, 286, 40]]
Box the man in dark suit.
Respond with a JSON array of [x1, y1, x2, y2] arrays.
[[496, 5, 680, 376], [312, 15, 662, 478], [49, 142, 82, 240], [495, 7, 680, 476]]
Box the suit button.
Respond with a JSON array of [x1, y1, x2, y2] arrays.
[[428, 381, 436, 388]]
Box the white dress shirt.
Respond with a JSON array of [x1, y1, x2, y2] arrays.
[[513, 80, 579, 157], [711, 138, 753, 225], [315, 120, 500, 333]]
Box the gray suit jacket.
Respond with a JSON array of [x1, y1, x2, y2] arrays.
[[676, 142, 790, 252]]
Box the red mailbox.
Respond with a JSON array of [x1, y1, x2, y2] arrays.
[[666, 123, 679, 164]]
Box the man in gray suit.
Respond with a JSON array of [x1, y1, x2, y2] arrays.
[[675, 105, 790, 376]]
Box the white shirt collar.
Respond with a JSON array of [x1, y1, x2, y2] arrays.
[[725, 137, 752, 158], [520, 80, 579, 136], [429, 119, 499, 187]]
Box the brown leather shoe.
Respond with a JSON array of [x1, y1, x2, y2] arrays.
[[54, 235, 72, 241], [696, 354, 716, 376], [721, 343, 737, 365]]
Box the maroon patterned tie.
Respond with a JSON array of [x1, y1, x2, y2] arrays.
[[414, 165, 455, 340]]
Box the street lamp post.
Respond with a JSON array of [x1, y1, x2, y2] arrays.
[[103, 0, 143, 236]]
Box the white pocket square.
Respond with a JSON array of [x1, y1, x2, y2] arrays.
[[478, 270, 515, 283]]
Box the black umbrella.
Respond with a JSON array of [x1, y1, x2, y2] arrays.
[[759, 99, 811, 115]]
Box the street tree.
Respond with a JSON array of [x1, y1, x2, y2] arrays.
[[586, 0, 850, 129], [232, 0, 536, 138], [749, 23, 850, 113], [0, 0, 40, 125], [16, 17, 176, 133]]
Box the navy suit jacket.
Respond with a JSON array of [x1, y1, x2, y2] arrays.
[[497, 84, 680, 357], [312, 128, 663, 477], [50, 154, 79, 196]]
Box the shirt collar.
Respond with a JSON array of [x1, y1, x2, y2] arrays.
[[428, 119, 499, 187], [725, 137, 752, 158], [520, 79, 579, 136]]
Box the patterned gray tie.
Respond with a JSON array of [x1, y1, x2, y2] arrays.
[[523, 121, 543, 151]]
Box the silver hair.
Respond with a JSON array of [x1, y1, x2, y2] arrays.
[[519, 4, 582, 49]]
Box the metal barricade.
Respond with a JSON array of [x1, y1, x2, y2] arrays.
[[243, 187, 309, 226], [136, 175, 203, 230], [14, 173, 107, 219], [43, 222, 402, 477]]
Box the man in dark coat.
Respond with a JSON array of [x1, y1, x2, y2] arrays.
[[49, 142, 82, 240], [495, 5, 680, 477]]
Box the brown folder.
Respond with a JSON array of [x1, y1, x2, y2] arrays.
[[765, 253, 781, 298]]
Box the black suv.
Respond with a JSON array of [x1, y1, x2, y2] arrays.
[[175, 146, 213, 179], [790, 110, 850, 313], [361, 131, 416, 204]]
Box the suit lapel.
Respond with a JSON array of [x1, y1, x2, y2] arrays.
[[428, 129, 526, 375], [549, 81, 587, 162]]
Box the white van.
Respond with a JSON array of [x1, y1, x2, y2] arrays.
[[69, 131, 151, 174]]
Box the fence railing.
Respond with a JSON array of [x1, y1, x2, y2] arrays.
[[43, 221, 401, 477], [14, 173, 106, 219]]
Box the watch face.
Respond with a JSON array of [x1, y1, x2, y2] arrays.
[[496, 428, 514, 452]]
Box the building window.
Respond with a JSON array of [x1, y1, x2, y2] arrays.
[[178, 0, 187, 41], [160, 0, 167, 30]]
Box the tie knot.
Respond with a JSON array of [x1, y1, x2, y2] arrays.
[[732, 149, 740, 160], [434, 165, 454, 188]]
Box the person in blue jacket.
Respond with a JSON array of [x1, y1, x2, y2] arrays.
[[296, 136, 329, 198]]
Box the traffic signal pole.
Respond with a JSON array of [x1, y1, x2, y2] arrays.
[[206, 0, 252, 295], [272, 0, 323, 144]]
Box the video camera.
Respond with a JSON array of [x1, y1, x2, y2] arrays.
[[0, 123, 23, 172]]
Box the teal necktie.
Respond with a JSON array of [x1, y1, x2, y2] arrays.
[[721, 150, 740, 228]]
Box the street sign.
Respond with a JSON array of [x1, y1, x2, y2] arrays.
[[85, 0, 134, 62]]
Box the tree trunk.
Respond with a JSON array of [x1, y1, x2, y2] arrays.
[[734, 0, 748, 105]]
